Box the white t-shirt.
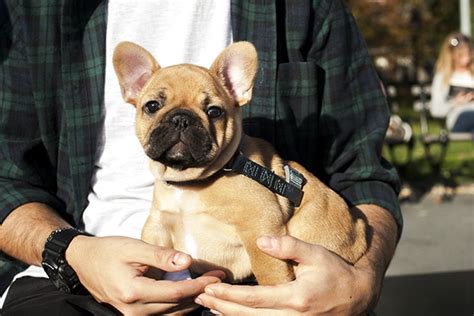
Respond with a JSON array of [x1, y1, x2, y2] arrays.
[[0, 0, 232, 306], [84, 0, 233, 239]]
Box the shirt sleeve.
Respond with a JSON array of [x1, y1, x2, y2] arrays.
[[0, 3, 64, 224], [430, 73, 452, 118], [308, 0, 403, 234]]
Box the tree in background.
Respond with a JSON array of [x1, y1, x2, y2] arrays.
[[347, 0, 460, 83]]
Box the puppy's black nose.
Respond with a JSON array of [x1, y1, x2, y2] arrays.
[[172, 113, 191, 131]]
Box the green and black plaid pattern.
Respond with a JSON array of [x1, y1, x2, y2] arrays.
[[233, 0, 401, 227], [0, 0, 401, 294], [0, 0, 107, 293]]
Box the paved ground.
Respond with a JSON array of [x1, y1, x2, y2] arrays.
[[374, 193, 474, 316]]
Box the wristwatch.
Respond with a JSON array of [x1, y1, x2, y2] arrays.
[[41, 228, 91, 294]]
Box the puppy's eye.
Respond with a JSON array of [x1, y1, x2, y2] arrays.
[[144, 100, 163, 114], [207, 106, 223, 119]]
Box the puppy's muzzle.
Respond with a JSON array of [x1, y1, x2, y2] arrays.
[[146, 109, 215, 169]]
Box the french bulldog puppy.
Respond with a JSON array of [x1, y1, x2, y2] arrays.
[[113, 41, 367, 285]]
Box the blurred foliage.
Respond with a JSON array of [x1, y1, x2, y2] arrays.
[[347, 0, 460, 79]]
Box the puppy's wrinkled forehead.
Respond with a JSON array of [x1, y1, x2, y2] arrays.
[[142, 64, 231, 106]]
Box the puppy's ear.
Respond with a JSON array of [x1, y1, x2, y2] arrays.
[[113, 42, 160, 105], [210, 42, 258, 106]]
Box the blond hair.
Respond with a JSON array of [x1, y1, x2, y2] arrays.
[[435, 32, 474, 85]]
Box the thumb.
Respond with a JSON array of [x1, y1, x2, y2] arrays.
[[128, 240, 192, 272], [256, 235, 323, 265]]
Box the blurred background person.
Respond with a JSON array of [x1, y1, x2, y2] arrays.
[[431, 32, 474, 134]]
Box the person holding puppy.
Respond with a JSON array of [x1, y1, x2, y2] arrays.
[[0, 0, 401, 315]]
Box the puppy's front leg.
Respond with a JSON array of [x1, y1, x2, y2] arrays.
[[142, 209, 173, 247], [141, 210, 174, 280], [239, 224, 294, 285]]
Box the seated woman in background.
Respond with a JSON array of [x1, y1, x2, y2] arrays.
[[431, 32, 474, 133]]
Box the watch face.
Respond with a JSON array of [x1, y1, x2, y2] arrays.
[[41, 228, 87, 293], [42, 252, 71, 292], [42, 262, 66, 291], [41, 261, 56, 277]]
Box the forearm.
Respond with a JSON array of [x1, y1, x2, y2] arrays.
[[354, 204, 398, 309], [0, 202, 71, 266]]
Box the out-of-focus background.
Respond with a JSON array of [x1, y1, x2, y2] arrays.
[[346, 1, 473, 315]]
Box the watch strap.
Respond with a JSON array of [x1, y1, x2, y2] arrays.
[[44, 228, 87, 256], [42, 228, 91, 293]]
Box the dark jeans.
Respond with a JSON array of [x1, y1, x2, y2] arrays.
[[2, 277, 116, 316], [2, 277, 212, 316], [452, 110, 474, 134]]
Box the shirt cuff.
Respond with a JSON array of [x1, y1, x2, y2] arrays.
[[0, 181, 65, 224]]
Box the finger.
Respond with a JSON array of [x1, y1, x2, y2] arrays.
[[256, 235, 323, 265], [135, 274, 222, 303], [201, 270, 227, 280], [127, 241, 192, 272], [196, 293, 290, 316], [196, 293, 255, 315], [202, 283, 296, 309], [197, 294, 300, 315], [142, 299, 198, 315], [117, 299, 197, 315]]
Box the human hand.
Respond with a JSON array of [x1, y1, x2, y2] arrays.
[[66, 235, 224, 315], [195, 236, 376, 315]]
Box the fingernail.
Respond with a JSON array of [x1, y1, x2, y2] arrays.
[[210, 309, 221, 315], [194, 296, 203, 305], [172, 253, 188, 265], [257, 236, 277, 250]]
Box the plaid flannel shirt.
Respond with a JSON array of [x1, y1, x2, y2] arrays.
[[0, 0, 402, 294]]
